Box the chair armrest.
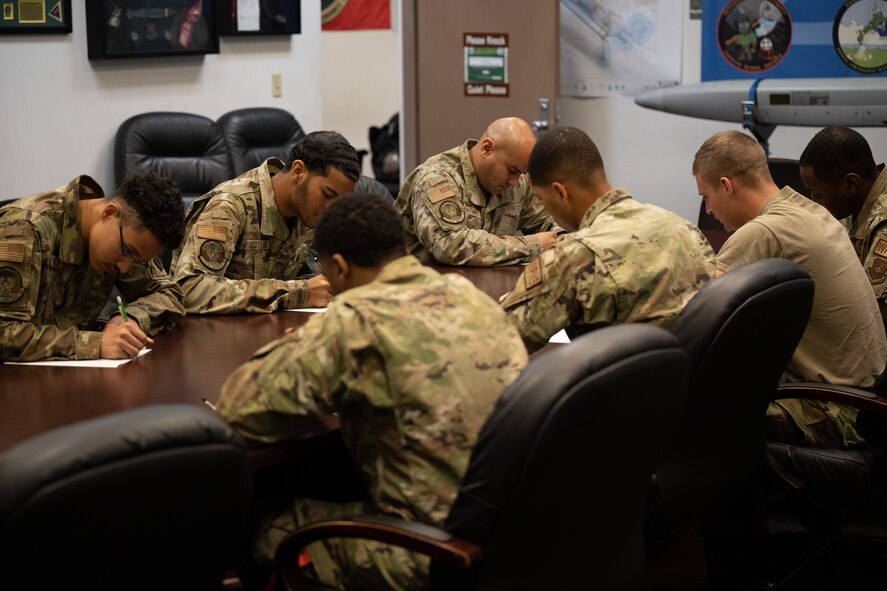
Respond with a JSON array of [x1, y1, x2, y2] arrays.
[[275, 514, 482, 591], [775, 382, 887, 414]]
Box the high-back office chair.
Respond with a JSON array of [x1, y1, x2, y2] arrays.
[[115, 111, 233, 202], [763, 375, 887, 585], [648, 258, 814, 537], [0, 404, 252, 589], [275, 324, 688, 591], [218, 107, 305, 176]]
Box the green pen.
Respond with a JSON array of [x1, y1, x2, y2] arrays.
[[116, 295, 129, 323]]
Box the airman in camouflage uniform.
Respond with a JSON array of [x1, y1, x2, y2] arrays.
[[218, 194, 527, 591], [171, 131, 360, 314], [394, 117, 559, 266], [799, 126, 887, 333], [501, 127, 715, 353], [0, 174, 185, 361]]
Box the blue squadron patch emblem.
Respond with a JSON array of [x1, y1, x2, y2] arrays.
[[0, 267, 25, 303], [198, 240, 227, 270], [439, 200, 465, 224]]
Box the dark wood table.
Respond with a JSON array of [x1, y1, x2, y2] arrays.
[[0, 264, 525, 457]]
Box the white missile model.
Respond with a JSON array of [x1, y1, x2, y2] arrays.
[[635, 78, 887, 127], [635, 78, 887, 152]]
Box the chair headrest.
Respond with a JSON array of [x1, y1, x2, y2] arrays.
[[0, 404, 243, 516], [218, 107, 305, 175]]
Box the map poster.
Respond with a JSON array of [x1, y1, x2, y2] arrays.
[[560, 0, 682, 98], [702, 0, 887, 80]]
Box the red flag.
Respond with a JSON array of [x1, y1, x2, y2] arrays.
[[322, 0, 390, 31]]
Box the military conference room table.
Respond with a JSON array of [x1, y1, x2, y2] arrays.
[[0, 265, 525, 464]]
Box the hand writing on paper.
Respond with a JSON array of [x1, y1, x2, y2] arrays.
[[102, 315, 153, 359]]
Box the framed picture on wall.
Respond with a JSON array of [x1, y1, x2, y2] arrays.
[[0, 0, 72, 34], [219, 0, 300, 36], [85, 0, 219, 59]]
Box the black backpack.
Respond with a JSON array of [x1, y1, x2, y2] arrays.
[[369, 113, 400, 197]]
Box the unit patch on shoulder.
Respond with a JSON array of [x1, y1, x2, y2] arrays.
[[524, 257, 544, 290], [197, 223, 228, 241], [199, 240, 228, 270], [0, 267, 25, 303], [867, 256, 887, 284], [439, 200, 465, 224], [874, 239, 887, 258]]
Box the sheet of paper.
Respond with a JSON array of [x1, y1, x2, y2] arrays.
[[284, 308, 327, 313], [237, 0, 261, 32], [549, 329, 571, 344], [5, 348, 151, 368]]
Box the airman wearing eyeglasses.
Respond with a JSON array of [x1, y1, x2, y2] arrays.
[[0, 173, 186, 362]]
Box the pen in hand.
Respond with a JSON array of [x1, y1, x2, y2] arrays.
[[116, 295, 129, 323]]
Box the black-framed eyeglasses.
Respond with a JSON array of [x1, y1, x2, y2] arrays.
[[118, 220, 145, 264]]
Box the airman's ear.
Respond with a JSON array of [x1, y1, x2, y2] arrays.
[[841, 172, 861, 195], [100, 201, 120, 222], [480, 138, 496, 158], [330, 253, 350, 281]]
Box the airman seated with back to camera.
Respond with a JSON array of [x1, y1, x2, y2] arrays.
[[0, 172, 186, 361], [693, 130, 887, 449], [217, 193, 528, 591], [800, 125, 887, 332], [394, 116, 560, 266], [500, 126, 716, 353], [170, 131, 360, 314]]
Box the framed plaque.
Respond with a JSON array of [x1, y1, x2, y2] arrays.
[[85, 0, 219, 59], [0, 0, 72, 34], [219, 0, 300, 36]]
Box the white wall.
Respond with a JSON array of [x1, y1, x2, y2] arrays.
[[0, 0, 324, 199], [558, 1, 887, 222], [319, 1, 400, 176]]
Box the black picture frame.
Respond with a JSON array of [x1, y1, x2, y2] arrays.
[[85, 0, 219, 60], [0, 0, 72, 34], [219, 0, 300, 36]]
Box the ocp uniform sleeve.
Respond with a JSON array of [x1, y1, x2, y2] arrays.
[[173, 198, 306, 314], [411, 172, 545, 266], [217, 309, 349, 443], [0, 223, 102, 361], [859, 222, 887, 333], [501, 241, 611, 352], [514, 175, 557, 235], [116, 258, 185, 334]]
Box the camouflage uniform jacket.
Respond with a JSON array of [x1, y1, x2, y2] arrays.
[[850, 165, 887, 333], [502, 188, 716, 353], [0, 176, 185, 361], [170, 158, 312, 314], [394, 140, 557, 266], [219, 255, 528, 586]]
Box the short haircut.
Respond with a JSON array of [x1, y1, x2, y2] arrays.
[[528, 126, 604, 187], [116, 172, 185, 250], [286, 131, 361, 182], [692, 130, 772, 187], [313, 192, 405, 267], [799, 126, 878, 184]]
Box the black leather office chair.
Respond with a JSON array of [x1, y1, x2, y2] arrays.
[[115, 111, 234, 202], [218, 107, 305, 176], [645, 259, 814, 588], [368, 113, 400, 198], [274, 323, 688, 591], [762, 378, 887, 586], [0, 404, 252, 589]]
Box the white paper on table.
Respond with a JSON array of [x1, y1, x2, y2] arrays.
[[236, 0, 260, 31], [5, 348, 151, 368], [548, 329, 571, 344], [284, 308, 327, 313]]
